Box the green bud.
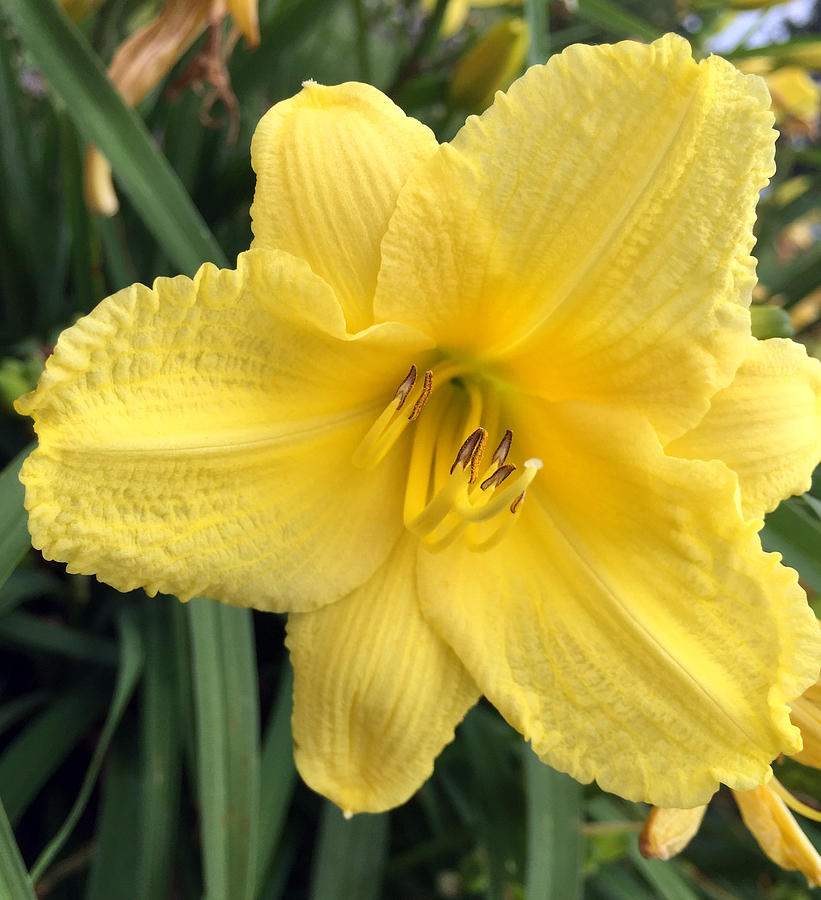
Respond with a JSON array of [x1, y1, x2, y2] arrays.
[[750, 305, 794, 340]]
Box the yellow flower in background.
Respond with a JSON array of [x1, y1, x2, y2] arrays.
[[736, 57, 821, 138], [449, 18, 529, 112], [766, 65, 821, 138], [642, 790, 821, 886], [15, 35, 821, 814], [84, 0, 259, 216]]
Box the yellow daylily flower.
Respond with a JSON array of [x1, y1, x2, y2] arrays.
[[16, 34, 821, 814], [85, 0, 259, 215]]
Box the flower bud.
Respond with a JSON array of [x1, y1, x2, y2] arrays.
[[450, 18, 529, 112], [639, 806, 707, 860]]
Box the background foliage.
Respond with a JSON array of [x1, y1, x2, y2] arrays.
[[1, 0, 821, 897]]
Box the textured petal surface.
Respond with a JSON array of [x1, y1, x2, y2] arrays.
[[417, 399, 821, 807], [16, 249, 432, 611], [287, 536, 480, 813], [375, 34, 775, 441], [250, 82, 438, 333], [735, 786, 821, 886], [667, 338, 821, 519]]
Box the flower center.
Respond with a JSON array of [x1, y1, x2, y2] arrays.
[[353, 364, 542, 553]]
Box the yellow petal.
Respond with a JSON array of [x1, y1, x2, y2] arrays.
[[734, 785, 821, 886], [667, 338, 821, 520], [250, 82, 438, 333], [287, 536, 479, 813], [791, 669, 821, 770], [225, 0, 259, 46], [374, 34, 775, 442], [417, 399, 821, 807], [16, 249, 432, 611], [639, 806, 707, 860]]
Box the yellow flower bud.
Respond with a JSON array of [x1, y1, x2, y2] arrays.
[[450, 18, 529, 112], [639, 806, 707, 860]]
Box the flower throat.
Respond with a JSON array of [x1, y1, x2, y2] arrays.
[[353, 364, 542, 553]]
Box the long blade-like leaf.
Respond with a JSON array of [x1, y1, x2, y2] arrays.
[[189, 600, 260, 900], [30, 607, 144, 882], [309, 803, 389, 900], [524, 751, 584, 900], [0, 794, 35, 900], [0, 446, 31, 591]]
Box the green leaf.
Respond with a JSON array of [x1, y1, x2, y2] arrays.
[[0, 0, 226, 275], [137, 600, 182, 900], [309, 803, 389, 900], [30, 607, 144, 882], [525, 0, 550, 66], [524, 751, 584, 900], [255, 661, 297, 897], [762, 497, 821, 595], [86, 731, 141, 900], [0, 692, 48, 737], [576, 0, 661, 41], [0, 611, 118, 665], [0, 793, 35, 900], [188, 600, 260, 900], [0, 682, 108, 824], [0, 445, 31, 591]]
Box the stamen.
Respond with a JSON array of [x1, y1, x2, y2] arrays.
[[450, 428, 487, 475], [492, 429, 513, 466], [394, 365, 417, 410], [455, 459, 542, 523], [469, 429, 487, 484], [480, 463, 515, 492], [510, 492, 525, 514], [408, 369, 432, 421]]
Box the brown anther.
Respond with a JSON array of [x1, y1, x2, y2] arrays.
[[394, 365, 417, 410], [450, 427, 486, 474], [408, 369, 433, 421], [469, 429, 488, 484], [480, 463, 516, 492], [510, 492, 525, 514], [492, 429, 513, 466]]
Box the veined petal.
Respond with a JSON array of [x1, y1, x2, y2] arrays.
[[734, 786, 821, 886], [16, 249, 432, 611], [417, 399, 821, 807], [375, 34, 775, 442], [667, 338, 821, 519], [287, 536, 479, 813], [250, 82, 438, 333], [225, 0, 259, 46]]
